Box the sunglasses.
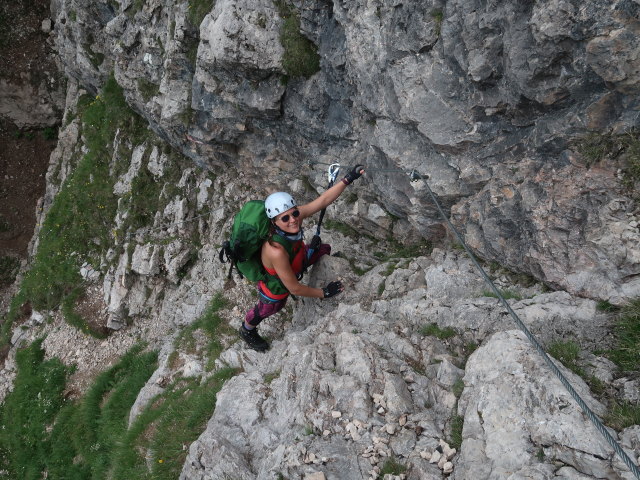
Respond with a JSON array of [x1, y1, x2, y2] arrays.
[[277, 210, 300, 223]]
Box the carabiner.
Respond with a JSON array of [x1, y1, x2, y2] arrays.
[[328, 163, 341, 185]]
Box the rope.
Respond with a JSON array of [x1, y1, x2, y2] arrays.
[[407, 170, 640, 478]]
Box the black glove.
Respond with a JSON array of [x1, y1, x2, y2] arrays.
[[342, 164, 365, 185], [309, 234, 322, 251], [323, 280, 343, 298]]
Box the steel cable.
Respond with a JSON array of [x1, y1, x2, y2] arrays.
[[408, 170, 640, 478]]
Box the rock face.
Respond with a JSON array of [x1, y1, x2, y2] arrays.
[[178, 257, 637, 480], [47, 0, 640, 303]]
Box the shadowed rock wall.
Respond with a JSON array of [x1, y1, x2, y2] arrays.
[[49, 0, 640, 303]]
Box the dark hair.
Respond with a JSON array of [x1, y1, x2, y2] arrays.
[[267, 222, 278, 246]]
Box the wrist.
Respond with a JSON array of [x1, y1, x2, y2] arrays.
[[341, 177, 349, 186]]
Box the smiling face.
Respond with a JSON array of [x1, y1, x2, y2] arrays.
[[274, 207, 302, 233]]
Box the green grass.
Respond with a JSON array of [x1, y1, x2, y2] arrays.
[[378, 457, 406, 478], [42, 126, 58, 140], [431, 8, 444, 36], [420, 323, 457, 340], [0, 341, 158, 480], [449, 414, 464, 450], [0, 339, 70, 479], [1, 76, 149, 345], [452, 378, 465, 398], [597, 300, 620, 313], [175, 292, 233, 369], [187, 0, 215, 27], [575, 129, 640, 189], [275, 1, 320, 78], [606, 298, 640, 371], [605, 401, 640, 431], [137, 78, 160, 102], [548, 340, 583, 376], [264, 370, 281, 384]]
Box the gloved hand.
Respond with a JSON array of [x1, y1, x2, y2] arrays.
[[323, 280, 343, 298], [309, 234, 322, 251], [342, 164, 365, 185]]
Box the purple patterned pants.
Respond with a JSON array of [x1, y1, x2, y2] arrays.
[[245, 244, 331, 327]]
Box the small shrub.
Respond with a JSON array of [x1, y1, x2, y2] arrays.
[[377, 281, 386, 296], [275, 1, 320, 78], [420, 323, 456, 340], [378, 457, 406, 478], [431, 8, 444, 36]]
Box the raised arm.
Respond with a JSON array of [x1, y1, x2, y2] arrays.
[[298, 165, 365, 218]]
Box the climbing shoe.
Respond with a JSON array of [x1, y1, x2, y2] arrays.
[[239, 325, 270, 352]]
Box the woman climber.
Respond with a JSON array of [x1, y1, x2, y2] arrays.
[[239, 165, 365, 352]]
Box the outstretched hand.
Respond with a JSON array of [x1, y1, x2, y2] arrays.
[[343, 164, 365, 185], [323, 280, 343, 298]]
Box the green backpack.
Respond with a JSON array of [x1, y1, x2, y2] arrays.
[[219, 200, 293, 282]]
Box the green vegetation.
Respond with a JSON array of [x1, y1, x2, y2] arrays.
[[575, 129, 640, 189], [137, 78, 160, 102], [83, 41, 105, 69], [188, 0, 215, 27], [42, 126, 58, 140], [325, 219, 360, 238], [174, 293, 233, 370], [0, 342, 157, 480], [606, 298, 640, 371], [605, 401, 640, 431], [449, 414, 464, 450], [112, 366, 237, 480], [0, 215, 9, 232], [431, 9, 444, 37], [1, 75, 148, 346], [452, 378, 465, 398], [481, 289, 522, 301], [420, 323, 457, 340], [548, 340, 582, 375], [264, 370, 281, 384], [275, 1, 320, 78], [375, 238, 432, 261], [0, 339, 70, 479], [597, 300, 619, 313], [378, 457, 407, 478], [0, 256, 19, 287]]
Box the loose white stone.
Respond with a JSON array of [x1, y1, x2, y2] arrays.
[[378, 407, 386, 414], [331, 410, 342, 418], [322, 430, 331, 437], [399, 414, 407, 426], [420, 450, 431, 460], [443, 461, 454, 474], [430, 451, 441, 464], [385, 424, 396, 435], [438, 455, 447, 469]]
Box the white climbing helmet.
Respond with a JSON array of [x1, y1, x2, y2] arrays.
[[264, 192, 297, 219]]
